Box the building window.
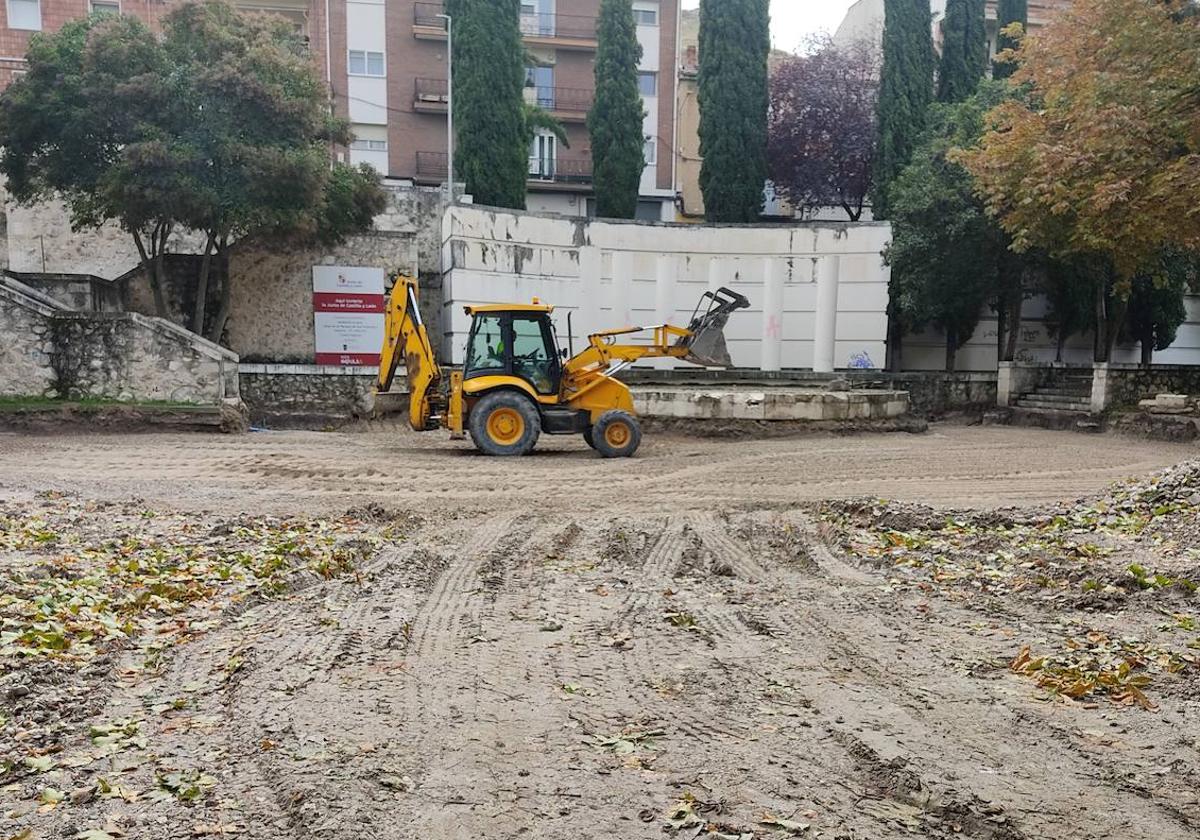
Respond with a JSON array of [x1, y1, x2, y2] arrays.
[[633, 3, 658, 26], [90, 0, 120, 14], [348, 50, 385, 77], [638, 72, 658, 96], [644, 136, 657, 165], [350, 139, 387, 152], [7, 0, 42, 31]]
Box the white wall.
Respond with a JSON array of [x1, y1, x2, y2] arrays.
[[439, 205, 890, 370], [905, 293, 1200, 371], [346, 0, 387, 126]]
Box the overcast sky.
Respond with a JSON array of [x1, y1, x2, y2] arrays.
[[680, 0, 860, 53]]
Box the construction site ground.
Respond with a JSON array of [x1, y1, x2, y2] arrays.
[[1, 425, 1199, 840]]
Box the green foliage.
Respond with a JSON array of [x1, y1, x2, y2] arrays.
[[446, 0, 529, 209], [589, 0, 645, 219], [0, 1, 384, 341], [937, 0, 988, 103], [1124, 251, 1195, 364], [871, 0, 936, 220], [993, 0, 1027, 80], [1042, 257, 1099, 361], [698, 0, 770, 223], [887, 81, 1012, 370]]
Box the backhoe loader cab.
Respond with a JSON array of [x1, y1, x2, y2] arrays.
[[377, 276, 749, 458]]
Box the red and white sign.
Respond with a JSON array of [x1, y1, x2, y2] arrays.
[[313, 266, 385, 366]]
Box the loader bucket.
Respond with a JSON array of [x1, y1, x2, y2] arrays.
[[678, 287, 750, 368]]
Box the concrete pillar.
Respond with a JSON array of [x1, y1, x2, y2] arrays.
[[997, 362, 1015, 407], [576, 246, 601, 349], [611, 250, 634, 327], [760, 258, 784, 372], [655, 255, 677, 369], [707, 257, 725, 294], [1091, 362, 1110, 414], [813, 256, 840, 373]]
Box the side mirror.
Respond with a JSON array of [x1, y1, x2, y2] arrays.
[[561, 348, 569, 360]]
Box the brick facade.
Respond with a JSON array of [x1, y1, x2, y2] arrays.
[[0, 0, 683, 215]]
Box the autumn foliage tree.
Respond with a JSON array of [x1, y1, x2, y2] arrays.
[[961, 0, 1200, 361], [766, 38, 878, 221]]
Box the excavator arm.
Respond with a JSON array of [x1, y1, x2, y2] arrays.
[[377, 276, 443, 432]]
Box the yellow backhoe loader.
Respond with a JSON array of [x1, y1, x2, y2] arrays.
[[376, 276, 749, 457]]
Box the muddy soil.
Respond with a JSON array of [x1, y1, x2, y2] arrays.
[[1, 426, 1199, 840]]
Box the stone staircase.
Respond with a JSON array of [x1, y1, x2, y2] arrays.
[[1014, 373, 1093, 413]]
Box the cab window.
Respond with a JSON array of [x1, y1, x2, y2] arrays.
[[511, 315, 558, 395], [464, 314, 505, 376]]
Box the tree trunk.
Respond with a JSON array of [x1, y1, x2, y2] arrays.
[[1056, 330, 1067, 363], [945, 327, 957, 372], [996, 300, 1008, 362], [1093, 282, 1107, 363], [1005, 290, 1022, 363], [207, 246, 233, 345], [1141, 338, 1153, 368], [1105, 296, 1129, 363], [132, 229, 167, 319], [191, 235, 215, 335]]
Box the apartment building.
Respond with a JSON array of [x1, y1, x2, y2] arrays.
[[833, 0, 1073, 54], [0, 0, 681, 221], [344, 0, 679, 220], [0, 1, 327, 89]]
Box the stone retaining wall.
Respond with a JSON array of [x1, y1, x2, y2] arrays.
[[239, 364, 377, 426], [1100, 364, 1200, 409], [0, 275, 238, 405], [0, 278, 58, 397]]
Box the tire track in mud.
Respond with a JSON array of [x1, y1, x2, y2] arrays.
[[759, 519, 1200, 840]]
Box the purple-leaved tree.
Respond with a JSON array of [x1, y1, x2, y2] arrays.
[[767, 37, 880, 221]]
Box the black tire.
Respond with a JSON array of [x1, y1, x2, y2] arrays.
[[469, 391, 541, 456], [591, 411, 642, 458], [583, 426, 597, 449]]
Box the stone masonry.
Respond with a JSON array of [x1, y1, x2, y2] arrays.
[[0, 275, 237, 405]]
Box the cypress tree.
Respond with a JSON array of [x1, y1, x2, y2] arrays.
[[698, 0, 770, 223], [445, 0, 528, 209], [937, 0, 988, 103], [589, 0, 645, 219], [992, 0, 1027, 80], [870, 0, 935, 220]]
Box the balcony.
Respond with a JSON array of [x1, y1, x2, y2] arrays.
[[413, 3, 598, 51], [413, 77, 449, 113], [414, 152, 593, 191], [415, 78, 593, 122], [528, 156, 593, 189]]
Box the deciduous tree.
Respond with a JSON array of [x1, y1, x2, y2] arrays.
[[589, 0, 644, 219], [0, 1, 385, 342], [766, 37, 878, 221], [960, 0, 1200, 361], [887, 82, 1012, 371], [698, 0, 770, 223]]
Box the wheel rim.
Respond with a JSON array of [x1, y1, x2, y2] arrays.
[[604, 421, 631, 449], [486, 407, 525, 446]]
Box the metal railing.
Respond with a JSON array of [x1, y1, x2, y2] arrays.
[[417, 152, 593, 185], [524, 85, 593, 113], [528, 156, 593, 184], [414, 3, 596, 41], [414, 77, 449, 104]]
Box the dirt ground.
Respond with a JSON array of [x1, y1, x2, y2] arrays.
[[1, 425, 1199, 840]]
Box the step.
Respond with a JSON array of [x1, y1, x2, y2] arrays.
[[1015, 398, 1091, 412], [1024, 392, 1092, 405], [1031, 387, 1092, 398]]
